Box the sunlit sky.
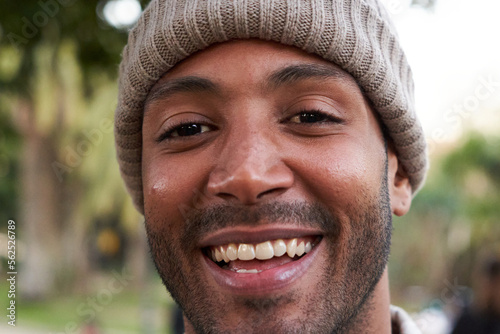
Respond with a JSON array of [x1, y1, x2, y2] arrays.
[[107, 0, 500, 145], [103, 0, 142, 29], [389, 0, 500, 146]]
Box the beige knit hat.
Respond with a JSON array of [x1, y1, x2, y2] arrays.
[[115, 0, 428, 214]]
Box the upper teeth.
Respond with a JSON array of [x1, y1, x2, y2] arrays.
[[209, 238, 314, 263]]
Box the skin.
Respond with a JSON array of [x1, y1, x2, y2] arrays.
[[142, 40, 412, 333]]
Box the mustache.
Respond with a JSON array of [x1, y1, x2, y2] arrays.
[[180, 202, 340, 245]]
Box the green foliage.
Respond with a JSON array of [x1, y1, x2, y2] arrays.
[[0, 105, 20, 226], [390, 131, 500, 309], [0, 0, 146, 227], [0, 0, 150, 95], [0, 1, 145, 298], [444, 134, 500, 186]]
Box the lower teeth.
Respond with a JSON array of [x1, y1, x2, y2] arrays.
[[235, 269, 261, 274]]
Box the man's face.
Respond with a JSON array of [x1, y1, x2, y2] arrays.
[[142, 40, 409, 333]]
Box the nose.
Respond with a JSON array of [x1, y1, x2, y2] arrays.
[[206, 129, 294, 205]]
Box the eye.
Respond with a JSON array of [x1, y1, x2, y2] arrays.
[[288, 109, 342, 124], [169, 123, 211, 137], [157, 122, 213, 142]]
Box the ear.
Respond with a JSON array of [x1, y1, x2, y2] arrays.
[[387, 146, 412, 217]]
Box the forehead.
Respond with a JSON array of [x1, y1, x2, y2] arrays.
[[146, 39, 363, 103]]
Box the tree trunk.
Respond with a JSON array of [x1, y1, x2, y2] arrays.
[[17, 99, 63, 300]]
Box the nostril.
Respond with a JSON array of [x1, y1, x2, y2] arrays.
[[207, 161, 294, 204], [256, 187, 287, 200], [216, 192, 238, 201]]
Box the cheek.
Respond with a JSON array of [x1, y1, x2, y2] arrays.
[[142, 153, 212, 226], [293, 138, 385, 207]]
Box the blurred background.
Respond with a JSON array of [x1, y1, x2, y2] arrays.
[[0, 0, 499, 333]]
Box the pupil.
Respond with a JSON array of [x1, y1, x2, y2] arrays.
[[300, 113, 324, 123], [178, 124, 201, 136]]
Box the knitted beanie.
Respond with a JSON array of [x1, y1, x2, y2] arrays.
[[115, 0, 428, 214]]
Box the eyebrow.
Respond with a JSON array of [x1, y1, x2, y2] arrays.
[[144, 63, 354, 112], [145, 76, 219, 106], [267, 63, 352, 89]]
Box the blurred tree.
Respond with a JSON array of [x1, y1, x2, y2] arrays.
[[390, 131, 500, 309], [0, 0, 147, 299], [0, 97, 20, 225]]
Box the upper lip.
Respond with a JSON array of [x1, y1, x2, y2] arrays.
[[198, 225, 323, 248]]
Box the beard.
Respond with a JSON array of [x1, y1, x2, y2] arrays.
[[144, 162, 392, 333]]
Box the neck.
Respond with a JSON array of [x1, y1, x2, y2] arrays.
[[345, 267, 392, 334]]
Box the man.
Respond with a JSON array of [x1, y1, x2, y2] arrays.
[[114, 0, 427, 333]]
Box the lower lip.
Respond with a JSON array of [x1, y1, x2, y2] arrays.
[[203, 239, 322, 296]]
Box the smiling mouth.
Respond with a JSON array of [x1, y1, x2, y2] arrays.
[[203, 236, 322, 274]]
